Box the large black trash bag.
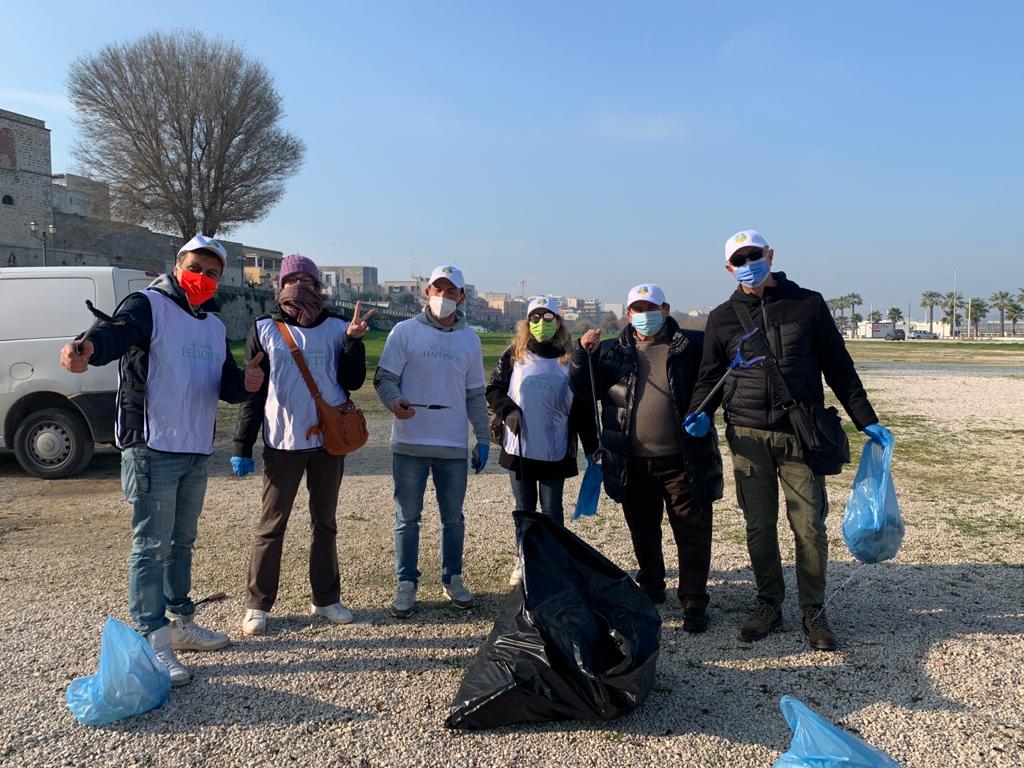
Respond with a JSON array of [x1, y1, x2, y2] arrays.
[[446, 513, 661, 730]]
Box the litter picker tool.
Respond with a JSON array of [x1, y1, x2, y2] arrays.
[[688, 327, 766, 417], [193, 591, 230, 608], [73, 300, 115, 355], [408, 403, 451, 409]]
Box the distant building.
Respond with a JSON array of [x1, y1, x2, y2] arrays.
[[51, 173, 111, 219], [0, 109, 53, 265], [320, 265, 380, 297], [604, 302, 624, 319], [243, 247, 284, 288]]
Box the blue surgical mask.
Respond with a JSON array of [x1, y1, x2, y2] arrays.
[[733, 256, 771, 288], [632, 311, 664, 336]]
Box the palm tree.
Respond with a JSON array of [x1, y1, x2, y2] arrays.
[[920, 291, 943, 334], [826, 298, 842, 324], [887, 307, 904, 324], [989, 291, 1014, 337], [868, 310, 882, 323], [846, 293, 863, 338], [1007, 303, 1024, 337], [850, 312, 863, 337], [967, 297, 990, 338], [942, 291, 965, 337]]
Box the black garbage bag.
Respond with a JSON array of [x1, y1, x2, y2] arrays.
[[446, 513, 661, 730]]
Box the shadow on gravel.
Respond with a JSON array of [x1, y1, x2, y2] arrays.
[[450, 562, 1023, 751], [96, 679, 373, 734]]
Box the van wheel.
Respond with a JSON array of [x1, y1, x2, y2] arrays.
[[13, 407, 95, 479]]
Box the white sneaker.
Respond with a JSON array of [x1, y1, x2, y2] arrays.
[[509, 558, 524, 587], [390, 580, 417, 619], [311, 602, 354, 625], [242, 609, 268, 636], [148, 626, 191, 687], [168, 613, 230, 651], [443, 575, 475, 609]]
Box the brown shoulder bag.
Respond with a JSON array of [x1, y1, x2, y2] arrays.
[[274, 320, 369, 456]]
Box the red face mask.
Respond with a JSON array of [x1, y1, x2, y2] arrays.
[[177, 270, 218, 307]]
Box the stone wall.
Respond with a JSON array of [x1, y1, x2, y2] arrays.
[[0, 109, 53, 258]]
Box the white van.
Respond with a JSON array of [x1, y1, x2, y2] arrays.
[[0, 266, 157, 478]]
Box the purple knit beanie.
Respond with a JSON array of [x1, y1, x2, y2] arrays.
[[279, 253, 321, 288]]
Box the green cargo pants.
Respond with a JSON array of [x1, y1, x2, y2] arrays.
[[725, 424, 829, 611]]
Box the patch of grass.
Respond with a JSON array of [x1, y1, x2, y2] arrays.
[[944, 516, 1024, 538]]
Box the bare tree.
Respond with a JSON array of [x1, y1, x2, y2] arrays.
[[68, 30, 304, 238]]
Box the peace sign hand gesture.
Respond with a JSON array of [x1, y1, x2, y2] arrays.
[[346, 300, 377, 339]]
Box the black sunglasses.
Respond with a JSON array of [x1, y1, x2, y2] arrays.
[[529, 312, 556, 322], [728, 248, 766, 268]]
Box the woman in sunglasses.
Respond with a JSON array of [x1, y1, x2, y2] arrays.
[[486, 296, 599, 586]]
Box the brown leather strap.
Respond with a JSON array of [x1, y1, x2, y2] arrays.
[[274, 320, 323, 402]]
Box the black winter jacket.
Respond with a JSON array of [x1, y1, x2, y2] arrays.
[[689, 273, 878, 432], [485, 340, 599, 481], [232, 307, 367, 458], [84, 273, 251, 450], [569, 317, 724, 506]]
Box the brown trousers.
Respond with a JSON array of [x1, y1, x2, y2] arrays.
[[247, 447, 345, 610], [621, 454, 713, 607]]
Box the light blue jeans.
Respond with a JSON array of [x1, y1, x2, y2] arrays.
[[392, 453, 468, 586], [122, 446, 209, 634]]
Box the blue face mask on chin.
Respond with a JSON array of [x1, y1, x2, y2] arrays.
[[632, 310, 664, 336], [733, 256, 771, 288]]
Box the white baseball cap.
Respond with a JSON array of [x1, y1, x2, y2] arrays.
[[724, 229, 769, 262], [428, 264, 465, 290], [627, 283, 667, 309], [177, 234, 228, 267], [527, 296, 560, 316]]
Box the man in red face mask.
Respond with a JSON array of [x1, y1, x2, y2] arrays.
[[59, 234, 264, 688]]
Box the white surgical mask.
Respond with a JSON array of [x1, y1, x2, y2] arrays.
[[429, 295, 458, 319]]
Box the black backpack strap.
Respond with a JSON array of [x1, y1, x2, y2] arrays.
[[730, 300, 797, 411]]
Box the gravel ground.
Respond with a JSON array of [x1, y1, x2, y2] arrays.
[[1, 373, 1022, 767]]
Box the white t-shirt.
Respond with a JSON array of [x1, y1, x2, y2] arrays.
[[378, 318, 486, 449], [502, 352, 572, 462]]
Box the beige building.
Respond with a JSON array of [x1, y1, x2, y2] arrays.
[[0, 109, 54, 266], [51, 173, 111, 220]]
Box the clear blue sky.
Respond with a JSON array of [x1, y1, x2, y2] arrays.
[[3, 1, 1021, 314]]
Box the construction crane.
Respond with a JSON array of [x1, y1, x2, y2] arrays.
[[518, 275, 538, 299]]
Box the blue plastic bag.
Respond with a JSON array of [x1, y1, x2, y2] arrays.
[[842, 431, 904, 564], [66, 616, 170, 726], [774, 695, 900, 767], [572, 457, 602, 520]]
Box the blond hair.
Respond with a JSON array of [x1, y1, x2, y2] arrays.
[[511, 318, 572, 364]]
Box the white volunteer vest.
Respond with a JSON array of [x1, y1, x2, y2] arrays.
[[502, 352, 573, 462], [257, 316, 350, 451], [136, 289, 226, 454]]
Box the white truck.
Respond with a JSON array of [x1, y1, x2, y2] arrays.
[[0, 266, 156, 478]]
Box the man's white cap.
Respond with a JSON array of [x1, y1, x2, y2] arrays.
[[177, 234, 228, 267], [724, 229, 769, 262], [527, 296, 560, 316], [627, 283, 667, 309], [428, 264, 465, 289]]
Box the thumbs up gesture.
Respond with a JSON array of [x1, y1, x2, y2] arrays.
[[244, 351, 266, 392]]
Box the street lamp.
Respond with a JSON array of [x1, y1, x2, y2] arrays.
[[29, 221, 56, 266]]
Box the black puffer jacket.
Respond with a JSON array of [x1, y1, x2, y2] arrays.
[[486, 341, 599, 481], [689, 273, 878, 432], [569, 317, 724, 506]]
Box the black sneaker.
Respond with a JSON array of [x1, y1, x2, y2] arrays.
[[642, 588, 667, 605], [802, 608, 838, 651], [739, 601, 783, 642], [682, 603, 709, 634]]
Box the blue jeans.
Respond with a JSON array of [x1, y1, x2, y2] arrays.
[[509, 474, 565, 542], [122, 446, 209, 634], [392, 453, 468, 586]]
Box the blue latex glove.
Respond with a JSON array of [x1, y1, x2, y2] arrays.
[[585, 453, 597, 467], [683, 412, 710, 438], [863, 423, 893, 445], [471, 443, 489, 474], [230, 456, 254, 477]]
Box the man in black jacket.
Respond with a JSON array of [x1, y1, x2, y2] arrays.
[[686, 229, 891, 651], [59, 235, 264, 686], [572, 284, 723, 633]]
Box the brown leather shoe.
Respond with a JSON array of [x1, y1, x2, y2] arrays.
[[739, 601, 782, 642], [803, 608, 838, 651]]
